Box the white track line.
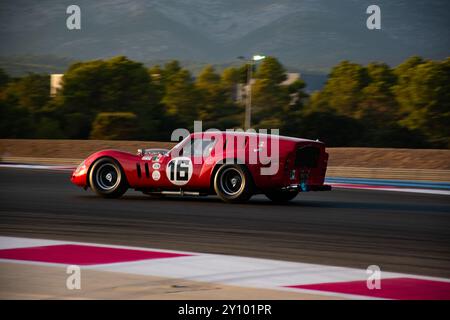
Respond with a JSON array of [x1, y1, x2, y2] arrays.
[[2, 163, 448, 195], [0, 164, 74, 171]]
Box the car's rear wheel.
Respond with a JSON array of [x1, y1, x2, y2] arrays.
[[89, 158, 127, 198], [265, 189, 299, 203], [214, 164, 253, 203]]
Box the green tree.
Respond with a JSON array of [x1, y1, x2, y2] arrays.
[[305, 56, 446, 148], [394, 56, 425, 78], [90, 112, 139, 140], [308, 61, 369, 117], [1, 73, 50, 114], [197, 65, 221, 86], [394, 58, 450, 147], [196, 65, 241, 129], [0, 73, 54, 138], [252, 79, 290, 127], [62, 56, 156, 115], [35, 117, 65, 138], [162, 69, 199, 129], [161, 60, 182, 83], [221, 67, 242, 89], [280, 78, 308, 136], [148, 64, 165, 101], [0, 99, 35, 138], [251, 57, 290, 128], [295, 111, 364, 146], [255, 56, 287, 84], [0, 68, 10, 89], [358, 63, 399, 122], [60, 56, 161, 139], [221, 66, 245, 100]]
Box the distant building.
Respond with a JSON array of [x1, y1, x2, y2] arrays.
[[235, 72, 301, 105], [283, 73, 302, 106], [281, 72, 301, 86], [50, 74, 64, 96]]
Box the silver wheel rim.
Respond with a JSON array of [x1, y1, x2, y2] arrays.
[[219, 168, 244, 196], [95, 163, 120, 191]]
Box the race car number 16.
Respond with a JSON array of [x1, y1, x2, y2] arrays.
[[166, 157, 193, 186]]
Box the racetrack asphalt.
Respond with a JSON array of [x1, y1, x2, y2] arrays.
[[0, 168, 449, 278]]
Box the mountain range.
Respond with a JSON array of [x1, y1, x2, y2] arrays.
[[0, 0, 448, 77]]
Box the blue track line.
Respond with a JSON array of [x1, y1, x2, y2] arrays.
[[325, 177, 450, 190]]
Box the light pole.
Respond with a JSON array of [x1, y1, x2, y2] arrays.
[[238, 55, 265, 130]]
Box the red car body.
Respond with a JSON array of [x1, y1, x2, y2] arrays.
[[71, 131, 331, 202]]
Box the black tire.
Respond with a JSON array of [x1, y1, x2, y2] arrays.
[[265, 189, 299, 203], [89, 158, 127, 198], [214, 164, 253, 203]]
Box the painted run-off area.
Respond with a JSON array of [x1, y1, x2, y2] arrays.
[[1, 237, 449, 300]]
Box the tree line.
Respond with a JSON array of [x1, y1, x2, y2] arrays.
[[0, 55, 448, 148]]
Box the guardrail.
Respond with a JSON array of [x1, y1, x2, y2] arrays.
[[1, 157, 449, 182]]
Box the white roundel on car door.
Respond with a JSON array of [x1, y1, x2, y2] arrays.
[[152, 170, 161, 181], [166, 157, 193, 186]]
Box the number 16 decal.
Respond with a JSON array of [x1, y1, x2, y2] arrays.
[[166, 157, 193, 186]]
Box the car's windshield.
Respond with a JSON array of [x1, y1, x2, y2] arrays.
[[170, 136, 189, 153]]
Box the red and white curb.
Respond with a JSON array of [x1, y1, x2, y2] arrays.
[[0, 236, 449, 300]]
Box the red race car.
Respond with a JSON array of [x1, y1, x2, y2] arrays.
[[71, 131, 331, 203]]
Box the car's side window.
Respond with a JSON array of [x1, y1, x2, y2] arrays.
[[201, 139, 216, 157], [182, 138, 215, 157]]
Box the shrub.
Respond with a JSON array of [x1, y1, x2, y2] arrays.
[[90, 112, 138, 140]]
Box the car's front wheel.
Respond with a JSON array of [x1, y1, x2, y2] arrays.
[[89, 158, 127, 198], [265, 189, 299, 203], [214, 164, 253, 203]]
